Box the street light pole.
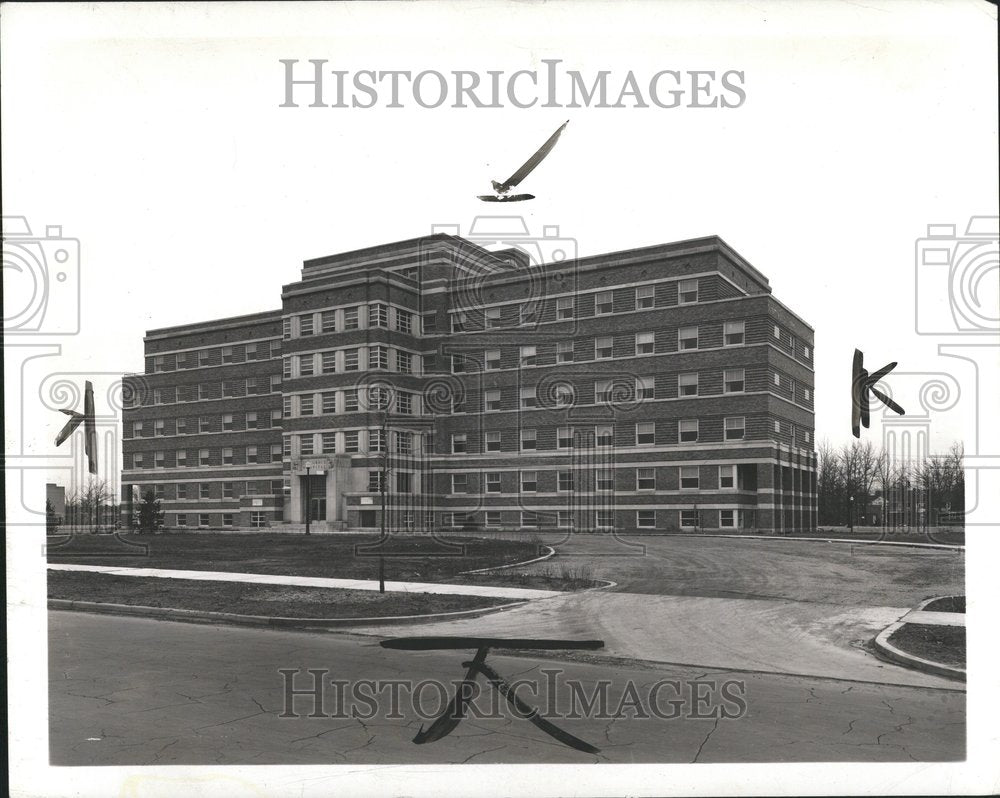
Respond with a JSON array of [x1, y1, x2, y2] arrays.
[[379, 410, 388, 593], [849, 495, 855, 533], [305, 464, 311, 535]]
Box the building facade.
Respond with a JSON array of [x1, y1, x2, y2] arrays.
[[122, 232, 817, 535]]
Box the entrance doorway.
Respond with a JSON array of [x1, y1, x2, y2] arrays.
[[302, 474, 327, 523]]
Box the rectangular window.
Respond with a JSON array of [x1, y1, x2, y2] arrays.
[[520, 345, 537, 366], [637, 376, 654, 400], [153, 419, 165, 437], [557, 297, 574, 319], [678, 420, 699, 442], [520, 428, 537, 450], [595, 336, 613, 359], [176, 484, 187, 499], [369, 346, 388, 370], [396, 392, 412, 415], [678, 279, 698, 303], [246, 343, 258, 360], [299, 435, 314, 456], [300, 395, 315, 416], [803, 345, 811, 358], [452, 433, 467, 454], [152, 451, 164, 469], [773, 324, 781, 339], [199, 349, 211, 366], [319, 392, 336, 414], [245, 412, 258, 430], [636, 422, 655, 445], [344, 431, 359, 453], [558, 510, 572, 529], [176, 418, 187, 435], [637, 285, 655, 308], [485, 307, 501, 328], [222, 513, 234, 527], [636, 468, 655, 490], [369, 303, 388, 328], [596, 469, 614, 491], [596, 510, 613, 528], [397, 351, 412, 374], [485, 431, 501, 451], [451, 473, 468, 493], [395, 431, 412, 454], [152, 388, 162, 405], [557, 427, 573, 449], [282, 318, 292, 340], [175, 450, 186, 467], [368, 429, 385, 453], [486, 473, 502, 493], [395, 309, 411, 334], [283, 396, 292, 418], [198, 384, 211, 400], [249, 511, 267, 529], [396, 472, 411, 494], [452, 354, 467, 374], [222, 482, 235, 499], [271, 375, 281, 392], [724, 369, 745, 393], [804, 388, 811, 401], [719, 465, 736, 489], [319, 351, 336, 374], [199, 449, 211, 466], [679, 373, 699, 396], [299, 354, 314, 377], [271, 341, 281, 359], [222, 448, 233, 465], [369, 471, 384, 493], [724, 321, 745, 346], [522, 511, 539, 528], [637, 510, 656, 528], [343, 306, 359, 330], [774, 373, 781, 386], [299, 315, 314, 337], [486, 511, 502, 527], [199, 514, 210, 528], [720, 510, 736, 528], [321, 432, 336, 454], [485, 349, 501, 370], [133, 453, 144, 469], [422, 312, 437, 333], [520, 303, 537, 326], [680, 466, 700, 489], [678, 326, 699, 350], [338, 389, 356, 412], [199, 416, 212, 433], [680, 510, 698, 528], [320, 310, 336, 333], [596, 291, 613, 314], [596, 424, 614, 447], [520, 471, 537, 492], [556, 341, 574, 363], [344, 349, 359, 371], [199, 483, 211, 499], [452, 312, 468, 332], [520, 387, 537, 408], [725, 417, 745, 440], [558, 471, 574, 492], [283, 437, 292, 457], [636, 332, 655, 354], [774, 420, 781, 433]]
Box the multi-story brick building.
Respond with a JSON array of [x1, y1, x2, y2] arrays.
[[122, 231, 817, 535]]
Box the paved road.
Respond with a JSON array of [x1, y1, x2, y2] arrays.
[[50, 611, 964, 765]]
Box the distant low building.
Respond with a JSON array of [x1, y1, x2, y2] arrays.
[[46, 483, 66, 522]]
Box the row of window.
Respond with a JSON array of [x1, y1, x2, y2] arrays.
[[174, 512, 270, 528], [130, 376, 280, 408], [285, 346, 415, 379], [127, 410, 283, 438], [439, 465, 743, 494], [295, 428, 414, 457], [435, 509, 746, 530], [146, 479, 285, 500], [149, 340, 281, 374], [285, 303, 413, 339], [285, 387, 416, 419], [128, 444, 283, 469]]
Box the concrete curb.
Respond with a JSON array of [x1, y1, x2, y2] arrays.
[[872, 596, 966, 682], [458, 545, 556, 574], [48, 597, 530, 629]]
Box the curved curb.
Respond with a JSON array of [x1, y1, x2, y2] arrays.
[[458, 545, 556, 574], [48, 597, 530, 629], [872, 596, 966, 682]]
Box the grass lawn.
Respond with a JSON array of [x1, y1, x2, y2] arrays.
[[888, 623, 966, 669], [48, 571, 506, 618], [923, 596, 965, 613], [46, 532, 543, 582], [810, 526, 964, 546]]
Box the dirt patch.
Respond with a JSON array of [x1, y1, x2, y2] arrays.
[[888, 623, 965, 669], [48, 571, 508, 619]]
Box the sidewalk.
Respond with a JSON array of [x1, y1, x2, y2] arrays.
[[46, 563, 563, 600]]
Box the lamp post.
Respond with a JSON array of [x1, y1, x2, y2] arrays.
[[379, 410, 388, 593], [849, 495, 855, 533], [305, 464, 311, 535]]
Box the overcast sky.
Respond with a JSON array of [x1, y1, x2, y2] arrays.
[[4, 0, 998, 481]]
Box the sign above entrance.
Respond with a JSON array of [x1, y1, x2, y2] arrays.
[[360, 497, 374, 505]]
